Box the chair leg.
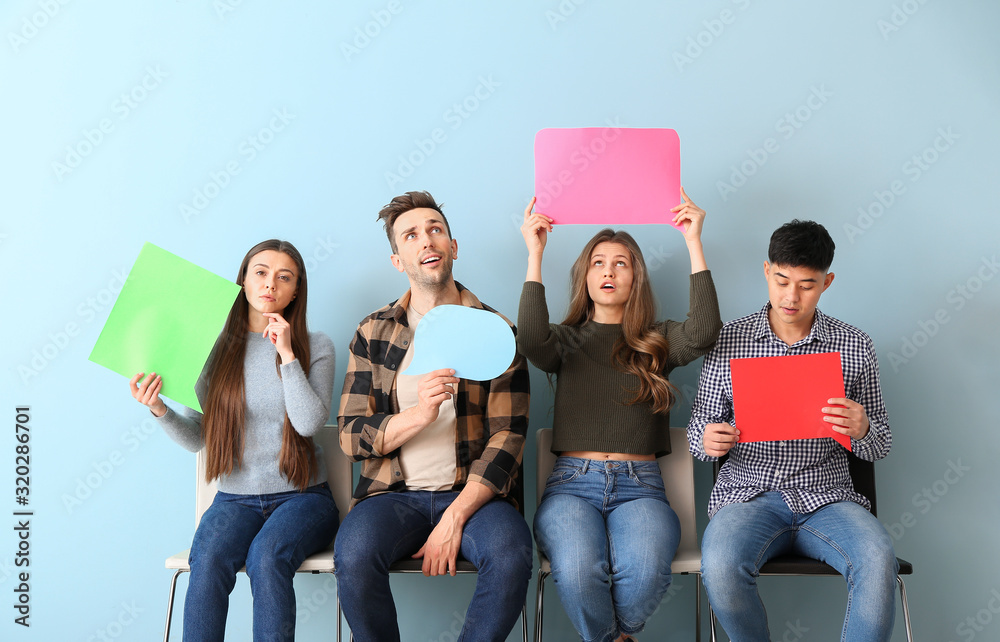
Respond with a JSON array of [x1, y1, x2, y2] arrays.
[[695, 574, 702, 642], [163, 569, 186, 642], [336, 593, 342, 642], [521, 602, 528, 642], [708, 605, 718, 642], [534, 568, 549, 642], [897, 576, 913, 642]]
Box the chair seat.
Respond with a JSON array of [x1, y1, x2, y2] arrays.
[[164, 546, 336, 573], [537, 550, 702, 576], [671, 548, 702, 574], [758, 555, 913, 576], [388, 558, 478, 573]]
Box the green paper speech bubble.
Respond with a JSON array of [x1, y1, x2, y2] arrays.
[[88, 242, 241, 412]]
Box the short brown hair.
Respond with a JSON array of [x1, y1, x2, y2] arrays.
[[377, 191, 450, 253]]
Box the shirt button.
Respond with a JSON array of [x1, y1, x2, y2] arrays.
[[403, 340, 408, 346], [390, 364, 396, 370]]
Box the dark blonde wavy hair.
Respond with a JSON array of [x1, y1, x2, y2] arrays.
[[562, 229, 677, 414], [202, 239, 317, 490]]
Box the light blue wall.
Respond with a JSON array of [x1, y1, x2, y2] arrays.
[[2, 1, 997, 640]]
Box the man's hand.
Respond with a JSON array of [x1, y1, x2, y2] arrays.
[[412, 511, 463, 576], [703, 422, 739, 458], [823, 398, 869, 440], [415, 368, 459, 425]]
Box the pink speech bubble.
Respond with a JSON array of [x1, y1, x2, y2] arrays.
[[534, 127, 681, 227]]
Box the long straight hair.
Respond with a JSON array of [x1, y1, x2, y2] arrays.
[[202, 239, 317, 490], [561, 229, 677, 414]]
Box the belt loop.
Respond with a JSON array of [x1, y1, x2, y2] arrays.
[[580, 459, 590, 475], [626, 460, 635, 476]]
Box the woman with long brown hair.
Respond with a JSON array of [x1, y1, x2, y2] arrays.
[[518, 190, 722, 642], [129, 239, 338, 641]]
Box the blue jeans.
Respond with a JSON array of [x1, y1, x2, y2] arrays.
[[534, 457, 681, 642], [334, 490, 533, 642], [702, 492, 898, 642], [184, 482, 340, 642]]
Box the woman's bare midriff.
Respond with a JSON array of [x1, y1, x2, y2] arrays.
[[561, 450, 656, 461]]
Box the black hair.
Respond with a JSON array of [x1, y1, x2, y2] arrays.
[[767, 219, 835, 272]]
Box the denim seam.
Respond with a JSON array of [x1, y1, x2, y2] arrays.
[[753, 526, 796, 572], [799, 523, 855, 642]]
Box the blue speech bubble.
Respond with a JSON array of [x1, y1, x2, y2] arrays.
[[403, 304, 516, 381]]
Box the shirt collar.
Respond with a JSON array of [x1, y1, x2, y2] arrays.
[[753, 302, 831, 346], [379, 281, 481, 327]]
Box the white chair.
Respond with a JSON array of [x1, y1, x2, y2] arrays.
[[163, 425, 353, 641], [533, 427, 704, 642]]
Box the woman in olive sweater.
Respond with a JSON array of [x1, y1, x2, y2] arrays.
[[518, 189, 722, 642]]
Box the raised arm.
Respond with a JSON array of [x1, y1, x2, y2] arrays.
[[660, 190, 723, 367], [671, 186, 708, 275], [516, 196, 565, 372]]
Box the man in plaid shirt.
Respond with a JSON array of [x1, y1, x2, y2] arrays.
[[334, 191, 532, 641], [688, 220, 898, 641]]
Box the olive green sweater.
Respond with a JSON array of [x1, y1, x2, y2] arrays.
[[517, 271, 721, 456]]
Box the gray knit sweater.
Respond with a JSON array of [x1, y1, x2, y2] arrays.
[[157, 331, 336, 494]]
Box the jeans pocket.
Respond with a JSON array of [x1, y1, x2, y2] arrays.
[[630, 469, 666, 492], [545, 467, 582, 488]]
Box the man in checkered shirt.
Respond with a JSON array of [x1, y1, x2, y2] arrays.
[[688, 220, 898, 641], [334, 191, 532, 641]]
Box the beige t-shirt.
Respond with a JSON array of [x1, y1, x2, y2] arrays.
[[395, 306, 458, 490]]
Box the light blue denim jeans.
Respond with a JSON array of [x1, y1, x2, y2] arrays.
[[702, 491, 898, 642], [184, 482, 339, 641], [534, 456, 681, 642], [333, 490, 533, 642]]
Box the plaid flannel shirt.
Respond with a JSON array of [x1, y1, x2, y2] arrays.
[[687, 303, 891, 518], [338, 282, 530, 507]]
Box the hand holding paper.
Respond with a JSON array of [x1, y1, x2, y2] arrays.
[[823, 397, 870, 440], [129, 371, 167, 417]]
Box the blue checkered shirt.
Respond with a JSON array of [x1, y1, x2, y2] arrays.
[[687, 303, 891, 518]]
